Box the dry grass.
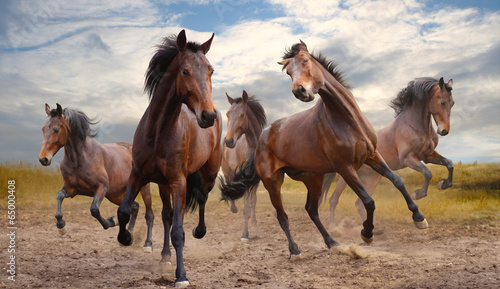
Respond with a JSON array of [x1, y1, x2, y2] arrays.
[[1, 161, 499, 223]]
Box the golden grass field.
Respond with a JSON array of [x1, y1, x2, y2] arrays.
[[1, 161, 499, 222]]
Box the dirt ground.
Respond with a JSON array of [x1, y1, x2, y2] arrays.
[[2, 190, 499, 289]]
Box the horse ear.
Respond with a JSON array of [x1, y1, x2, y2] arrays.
[[177, 29, 187, 52], [447, 79, 453, 88], [278, 59, 290, 70], [201, 33, 214, 55], [299, 40, 308, 52], [56, 103, 63, 116], [45, 103, 51, 116], [438, 77, 444, 89], [226, 93, 234, 105], [242, 90, 248, 103]]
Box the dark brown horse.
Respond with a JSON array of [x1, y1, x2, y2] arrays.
[[322, 77, 454, 228], [116, 30, 222, 288], [222, 91, 266, 241], [38, 104, 154, 251], [221, 41, 427, 258]]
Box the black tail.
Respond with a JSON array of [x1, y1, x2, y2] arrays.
[[219, 153, 260, 202], [185, 171, 204, 213]]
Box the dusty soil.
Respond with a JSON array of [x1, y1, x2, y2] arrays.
[[2, 191, 499, 289]]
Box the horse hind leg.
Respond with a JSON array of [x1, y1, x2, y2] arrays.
[[366, 152, 428, 229], [158, 184, 173, 265], [241, 191, 251, 241]]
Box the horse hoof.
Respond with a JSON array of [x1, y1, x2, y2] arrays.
[[240, 237, 250, 242], [175, 280, 190, 288], [437, 180, 452, 190], [192, 227, 206, 239], [414, 218, 429, 229], [230, 207, 238, 213], [118, 230, 133, 246], [289, 253, 302, 260], [111, 216, 118, 226], [361, 233, 373, 244], [58, 227, 67, 235], [143, 246, 153, 253]]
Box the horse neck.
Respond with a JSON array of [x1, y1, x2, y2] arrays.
[[62, 134, 92, 166], [244, 113, 262, 149], [146, 73, 182, 136], [398, 97, 433, 133]]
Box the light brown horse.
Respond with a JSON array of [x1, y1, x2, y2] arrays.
[[221, 41, 427, 258], [322, 77, 454, 228], [116, 30, 222, 288], [38, 103, 154, 251], [222, 90, 266, 241]]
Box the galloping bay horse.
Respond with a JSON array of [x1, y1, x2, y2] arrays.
[[38, 103, 154, 251], [221, 41, 427, 258], [322, 77, 454, 228], [222, 90, 266, 241], [116, 30, 222, 288]]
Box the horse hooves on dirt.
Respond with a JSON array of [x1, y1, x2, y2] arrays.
[[175, 280, 190, 288], [143, 246, 153, 253], [58, 227, 67, 235], [240, 237, 250, 242], [414, 218, 429, 229], [361, 234, 373, 244], [289, 253, 302, 260]]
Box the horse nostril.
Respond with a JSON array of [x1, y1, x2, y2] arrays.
[[39, 157, 49, 166], [299, 85, 306, 93], [201, 110, 217, 127], [440, 129, 449, 136]]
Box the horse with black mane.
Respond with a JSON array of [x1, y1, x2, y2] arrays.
[[38, 103, 154, 251], [116, 30, 222, 288]]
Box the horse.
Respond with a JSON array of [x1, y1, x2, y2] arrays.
[[38, 103, 154, 251], [116, 30, 222, 288], [222, 90, 267, 241], [321, 77, 454, 228], [220, 41, 427, 258]]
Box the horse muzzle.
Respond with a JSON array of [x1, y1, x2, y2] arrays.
[[292, 85, 315, 102], [198, 109, 217, 128], [224, 137, 236, 148], [39, 156, 51, 166]]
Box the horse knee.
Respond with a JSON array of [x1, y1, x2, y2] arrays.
[[363, 197, 375, 212], [90, 207, 100, 219], [117, 205, 131, 223], [131, 201, 139, 215]]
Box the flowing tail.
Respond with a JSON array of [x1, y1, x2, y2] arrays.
[[186, 171, 204, 213], [320, 173, 336, 205], [220, 153, 260, 202]]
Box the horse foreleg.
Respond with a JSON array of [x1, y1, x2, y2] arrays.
[[117, 169, 144, 246], [424, 151, 454, 190], [337, 167, 375, 243], [354, 168, 382, 222], [55, 188, 68, 235], [90, 185, 116, 230], [158, 184, 172, 265], [241, 191, 251, 241], [404, 155, 433, 200], [126, 201, 140, 234], [170, 177, 190, 287], [250, 185, 258, 226], [140, 184, 154, 252], [366, 152, 428, 229], [302, 173, 339, 249]]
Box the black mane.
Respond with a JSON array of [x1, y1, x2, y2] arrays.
[[283, 43, 351, 89], [231, 95, 267, 130], [144, 34, 203, 100], [390, 77, 452, 116], [51, 108, 98, 140]]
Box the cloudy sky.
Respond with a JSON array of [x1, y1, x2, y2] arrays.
[[0, 0, 499, 166]]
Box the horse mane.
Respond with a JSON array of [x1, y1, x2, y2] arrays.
[[390, 77, 452, 117], [144, 34, 204, 100], [232, 95, 267, 130], [283, 43, 351, 89], [50, 107, 98, 140]]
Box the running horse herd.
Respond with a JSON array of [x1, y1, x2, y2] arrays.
[[37, 30, 455, 288]]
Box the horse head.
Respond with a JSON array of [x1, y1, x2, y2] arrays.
[[429, 77, 454, 136], [224, 90, 250, 148], [279, 40, 325, 102], [38, 103, 70, 166], [175, 30, 217, 128]]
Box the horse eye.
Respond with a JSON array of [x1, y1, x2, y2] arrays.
[[441, 101, 446, 106], [54, 128, 60, 133], [240, 113, 245, 118], [304, 59, 309, 64], [182, 68, 190, 76]]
